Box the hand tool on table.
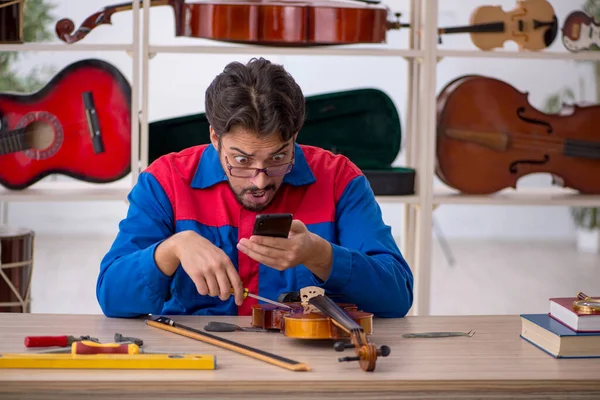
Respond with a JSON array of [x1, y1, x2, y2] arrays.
[[146, 315, 311, 372], [114, 333, 144, 346], [204, 321, 267, 333], [24, 335, 99, 348], [232, 287, 292, 309], [0, 353, 216, 370], [34, 340, 181, 355], [401, 330, 475, 338]]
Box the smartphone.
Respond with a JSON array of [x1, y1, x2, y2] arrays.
[[252, 213, 293, 238]]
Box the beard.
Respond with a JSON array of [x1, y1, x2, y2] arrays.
[[228, 180, 278, 211]]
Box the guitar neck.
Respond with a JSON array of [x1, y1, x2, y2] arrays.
[[0, 128, 29, 156], [439, 22, 505, 35]]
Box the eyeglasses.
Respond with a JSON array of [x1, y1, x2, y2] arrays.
[[225, 156, 294, 178]]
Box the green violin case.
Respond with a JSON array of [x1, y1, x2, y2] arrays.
[[148, 88, 415, 196]]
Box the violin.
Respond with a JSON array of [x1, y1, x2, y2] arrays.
[[252, 286, 390, 372], [55, 0, 409, 46], [561, 10, 600, 53], [435, 75, 600, 195], [251, 302, 372, 337], [436, 0, 558, 51]]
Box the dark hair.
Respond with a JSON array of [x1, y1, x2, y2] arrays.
[[205, 57, 305, 142]]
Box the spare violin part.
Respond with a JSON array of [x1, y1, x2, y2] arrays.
[[55, 0, 409, 46], [436, 74, 600, 195]]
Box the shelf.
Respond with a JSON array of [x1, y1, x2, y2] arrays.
[[149, 45, 423, 58], [436, 49, 600, 61], [375, 195, 419, 204], [0, 180, 131, 202], [433, 187, 600, 206], [0, 43, 133, 52]]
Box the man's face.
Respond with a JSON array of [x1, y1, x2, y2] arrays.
[[210, 126, 295, 211]]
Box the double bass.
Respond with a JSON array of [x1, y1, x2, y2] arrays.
[[55, 0, 557, 51], [435, 75, 600, 195]]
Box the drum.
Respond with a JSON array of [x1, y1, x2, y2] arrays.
[[0, 0, 24, 44], [0, 225, 34, 313]]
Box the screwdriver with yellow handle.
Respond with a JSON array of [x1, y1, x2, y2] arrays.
[[36, 340, 176, 355], [232, 287, 292, 309]]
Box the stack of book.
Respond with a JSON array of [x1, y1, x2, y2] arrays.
[[520, 293, 600, 358]]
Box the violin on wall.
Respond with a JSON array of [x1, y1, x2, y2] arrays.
[[435, 75, 600, 195], [436, 0, 558, 51], [55, 0, 557, 51]]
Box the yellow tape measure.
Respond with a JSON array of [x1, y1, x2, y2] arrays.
[[573, 292, 600, 315], [0, 353, 216, 370]]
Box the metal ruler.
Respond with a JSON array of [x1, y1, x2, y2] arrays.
[[0, 352, 216, 370]]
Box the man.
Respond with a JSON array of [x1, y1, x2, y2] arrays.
[[97, 57, 414, 318]]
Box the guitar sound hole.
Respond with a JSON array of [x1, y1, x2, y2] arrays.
[[24, 121, 55, 150], [16, 111, 64, 161]]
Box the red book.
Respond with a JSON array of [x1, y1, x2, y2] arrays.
[[549, 296, 600, 332]]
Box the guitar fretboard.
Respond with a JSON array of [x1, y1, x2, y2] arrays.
[[0, 128, 29, 156]]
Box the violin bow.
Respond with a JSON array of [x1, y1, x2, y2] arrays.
[[146, 315, 311, 371], [306, 294, 390, 372]]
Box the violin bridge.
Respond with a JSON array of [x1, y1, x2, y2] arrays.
[[300, 286, 324, 314]]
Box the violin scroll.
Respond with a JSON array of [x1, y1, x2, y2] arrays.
[[334, 337, 391, 372], [55, 8, 118, 44], [305, 290, 390, 372], [55, 1, 171, 44]]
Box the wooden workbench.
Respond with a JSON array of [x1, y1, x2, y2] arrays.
[[0, 313, 599, 399]]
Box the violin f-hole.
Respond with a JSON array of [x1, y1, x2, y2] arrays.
[[516, 106, 553, 133], [509, 154, 550, 173]]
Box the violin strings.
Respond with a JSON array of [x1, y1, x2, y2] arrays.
[[511, 140, 600, 159], [512, 137, 600, 152], [510, 134, 600, 149]]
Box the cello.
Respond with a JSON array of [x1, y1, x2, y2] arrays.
[[55, 0, 408, 46], [55, 0, 557, 51], [435, 75, 600, 195]]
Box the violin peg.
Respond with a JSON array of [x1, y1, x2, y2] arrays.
[[333, 341, 354, 352], [338, 356, 361, 363], [378, 345, 391, 357]]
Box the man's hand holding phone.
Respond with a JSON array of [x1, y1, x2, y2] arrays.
[[237, 214, 333, 281]]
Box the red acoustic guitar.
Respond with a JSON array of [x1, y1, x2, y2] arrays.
[[0, 58, 131, 190]]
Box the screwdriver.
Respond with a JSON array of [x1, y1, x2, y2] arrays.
[[24, 335, 99, 348], [231, 288, 292, 309]]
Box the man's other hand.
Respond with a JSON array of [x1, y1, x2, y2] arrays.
[[171, 231, 245, 305]]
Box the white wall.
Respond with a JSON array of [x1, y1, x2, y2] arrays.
[[5, 0, 592, 241]]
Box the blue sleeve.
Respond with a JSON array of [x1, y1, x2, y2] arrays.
[[96, 171, 175, 318], [312, 175, 414, 318]]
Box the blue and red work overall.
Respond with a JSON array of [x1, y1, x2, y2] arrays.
[[97, 143, 414, 318]]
